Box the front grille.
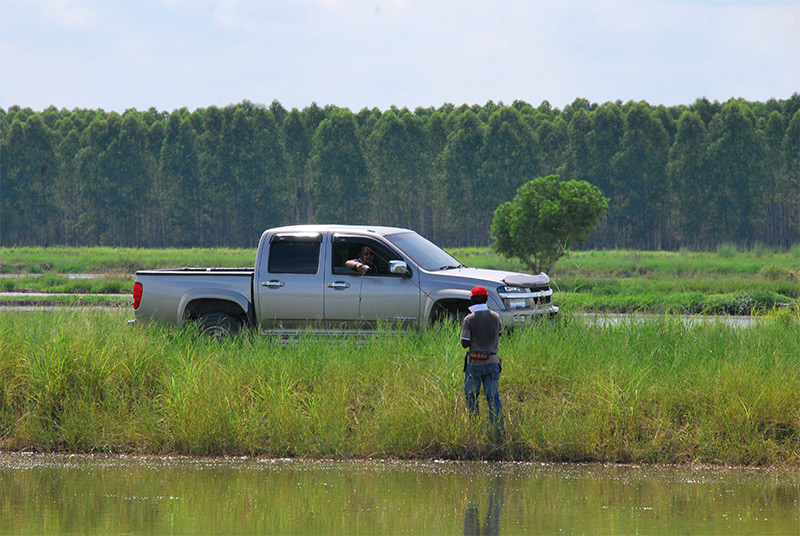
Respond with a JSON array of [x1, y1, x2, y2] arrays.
[[499, 287, 553, 308]]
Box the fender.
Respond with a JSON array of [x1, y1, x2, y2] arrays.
[[177, 288, 251, 325], [423, 288, 470, 317], [423, 288, 505, 320]]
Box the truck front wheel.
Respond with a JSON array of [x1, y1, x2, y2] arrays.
[[198, 312, 240, 337], [430, 300, 470, 325]]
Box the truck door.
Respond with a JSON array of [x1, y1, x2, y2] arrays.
[[256, 232, 324, 330], [324, 235, 420, 329]]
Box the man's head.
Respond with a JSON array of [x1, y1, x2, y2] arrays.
[[470, 285, 488, 304], [360, 246, 375, 261]]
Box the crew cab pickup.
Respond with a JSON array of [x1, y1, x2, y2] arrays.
[[132, 225, 558, 335]]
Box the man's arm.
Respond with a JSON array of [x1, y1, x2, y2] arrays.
[[460, 316, 471, 348], [345, 259, 368, 274]]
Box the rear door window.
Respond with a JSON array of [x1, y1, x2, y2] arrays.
[[268, 234, 321, 274]]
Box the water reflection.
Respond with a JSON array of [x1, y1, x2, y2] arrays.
[[577, 312, 775, 328], [464, 476, 503, 536], [1, 454, 797, 535]]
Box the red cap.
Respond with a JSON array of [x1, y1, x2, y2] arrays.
[[470, 286, 488, 297]]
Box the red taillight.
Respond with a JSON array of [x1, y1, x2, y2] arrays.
[[133, 282, 143, 310]]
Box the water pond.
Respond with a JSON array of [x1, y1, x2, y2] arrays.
[[1, 453, 797, 535]]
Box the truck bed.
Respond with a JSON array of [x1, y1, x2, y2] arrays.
[[134, 267, 255, 326]]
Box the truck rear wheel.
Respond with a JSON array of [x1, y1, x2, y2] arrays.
[[198, 312, 240, 337]]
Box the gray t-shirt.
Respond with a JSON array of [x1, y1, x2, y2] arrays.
[[460, 304, 502, 366]]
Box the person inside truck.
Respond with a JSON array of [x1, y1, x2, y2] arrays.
[[345, 246, 378, 275]]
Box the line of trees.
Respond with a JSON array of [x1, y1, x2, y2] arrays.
[[1, 96, 798, 249]]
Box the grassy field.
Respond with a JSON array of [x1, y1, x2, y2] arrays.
[[0, 246, 255, 298], [0, 246, 256, 274], [0, 274, 131, 295], [2, 246, 799, 314], [454, 246, 800, 315], [0, 294, 129, 307], [1, 309, 797, 465]]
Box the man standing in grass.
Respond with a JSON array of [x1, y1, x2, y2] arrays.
[[460, 286, 504, 437]]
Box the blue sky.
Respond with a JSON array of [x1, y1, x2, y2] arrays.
[[1, 0, 798, 113]]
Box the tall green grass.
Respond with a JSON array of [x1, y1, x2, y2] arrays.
[[1, 310, 797, 465]]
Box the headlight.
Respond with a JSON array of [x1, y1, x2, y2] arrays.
[[500, 286, 525, 293]]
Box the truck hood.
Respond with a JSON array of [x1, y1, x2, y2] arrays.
[[432, 267, 550, 288]]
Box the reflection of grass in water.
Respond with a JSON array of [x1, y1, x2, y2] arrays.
[[1, 310, 797, 465], [4, 456, 795, 536]]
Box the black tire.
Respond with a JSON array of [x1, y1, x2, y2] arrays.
[[198, 312, 240, 337]]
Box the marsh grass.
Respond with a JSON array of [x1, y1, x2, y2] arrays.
[[0, 246, 256, 274], [1, 246, 255, 295], [450, 246, 800, 276], [0, 274, 131, 294], [1, 310, 797, 465], [0, 295, 130, 307], [3, 247, 798, 314], [446, 247, 800, 314], [545, 249, 799, 314]]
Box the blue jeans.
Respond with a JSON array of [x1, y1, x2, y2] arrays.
[[464, 363, 504, 432]]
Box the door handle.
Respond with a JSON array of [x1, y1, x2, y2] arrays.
[[261, 280, 285, 288], [327, 281, 351, 290]]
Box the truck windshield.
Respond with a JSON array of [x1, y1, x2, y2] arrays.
[[385, 231, 463, 271]]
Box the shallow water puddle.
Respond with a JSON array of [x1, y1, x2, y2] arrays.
[[1, 453, 797, 535]]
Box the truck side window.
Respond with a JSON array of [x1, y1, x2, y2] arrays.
[[268, 241, 320, 274], [331, 238, 399, 276]]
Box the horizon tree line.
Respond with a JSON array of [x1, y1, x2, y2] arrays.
[[1, 95, 798, 250]]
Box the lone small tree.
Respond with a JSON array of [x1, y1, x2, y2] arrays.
[[491, 175, 608, 274]]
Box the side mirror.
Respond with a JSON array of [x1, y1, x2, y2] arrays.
[[389, 260, 410, 277]]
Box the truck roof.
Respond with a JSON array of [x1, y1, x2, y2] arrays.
[[263, 224, 413, 237]]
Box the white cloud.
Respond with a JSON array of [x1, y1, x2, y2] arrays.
[[40, 0, 100, 29], [0, 0, 797, 111]]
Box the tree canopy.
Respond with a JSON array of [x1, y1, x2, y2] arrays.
[[491, 175, 608, 273]]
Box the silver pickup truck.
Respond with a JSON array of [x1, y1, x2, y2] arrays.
[[132, 225, 558, 335]]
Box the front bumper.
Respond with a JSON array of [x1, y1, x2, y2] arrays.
[[499, 305, 559, 327]]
